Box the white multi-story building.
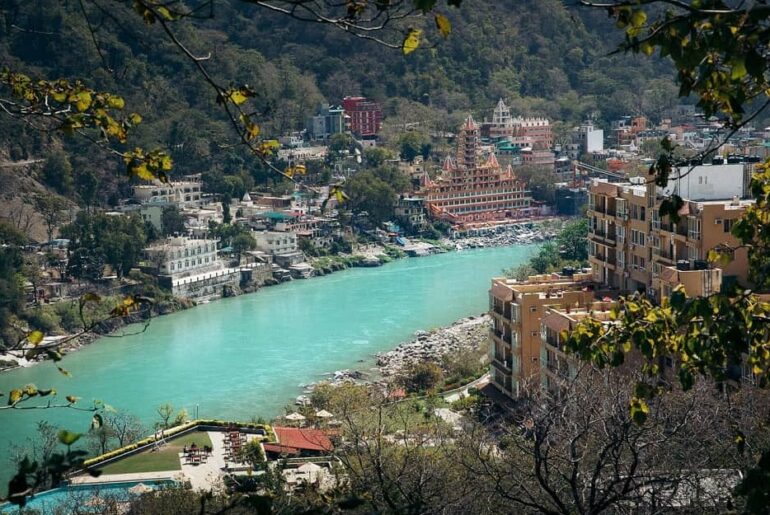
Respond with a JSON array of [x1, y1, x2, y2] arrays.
[[144, 236, 219, 277], [133, 175, 203, 207], [144, 236, 241, 300], [254, 231, 298, 255]]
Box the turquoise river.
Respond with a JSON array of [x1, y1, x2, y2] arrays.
[[0, 244, 535, 480]]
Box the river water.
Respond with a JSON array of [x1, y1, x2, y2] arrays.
[[0, 244, 535, 478]]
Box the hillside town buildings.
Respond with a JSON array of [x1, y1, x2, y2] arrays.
[[342, 96, 382, 138], [422, 116, 534, 225], [307, 104, 347, 141], [587, 162, 753, 298], [485, 99, 553, 150]]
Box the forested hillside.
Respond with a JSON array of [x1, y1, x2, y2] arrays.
[[0, 0, 677, 206]]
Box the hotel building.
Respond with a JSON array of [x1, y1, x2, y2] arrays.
[[489, 271, 594, 398], [587, 162, 754, 300]]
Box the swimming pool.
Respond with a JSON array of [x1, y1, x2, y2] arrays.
[[0, 479, 179, 514]]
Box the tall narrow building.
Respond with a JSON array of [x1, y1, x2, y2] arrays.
[[422, 116, 534, 224]]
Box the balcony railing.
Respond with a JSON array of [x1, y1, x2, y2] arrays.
[[490, 328, 513, 346], [688, 231, 701, 241], [591, 252, 614, 265], [653, 248, 675, 261]]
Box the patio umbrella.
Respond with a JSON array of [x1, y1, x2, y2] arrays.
[[315, 409, 334, 418], [285, 412, 306, 421], [128, 482, 153, 495]]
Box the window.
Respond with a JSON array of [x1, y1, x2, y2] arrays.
[[529, 306, 537, 312], [724, 218, 735, 233], [687, 216, 701, 240], [631, 230, 646, 246]]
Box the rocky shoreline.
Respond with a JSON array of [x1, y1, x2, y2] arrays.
[[300, 314, 491, 401], [375, 315, 490, 378]]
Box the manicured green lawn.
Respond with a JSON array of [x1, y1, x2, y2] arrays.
[[99, 431, 213, 475]]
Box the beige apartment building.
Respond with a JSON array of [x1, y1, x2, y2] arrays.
[[539, 302, 615, 395], [489, 272, 594, 398], [587, 163, 754, 300]]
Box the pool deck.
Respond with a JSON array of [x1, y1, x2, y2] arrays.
[[72, 431, 258, 491]]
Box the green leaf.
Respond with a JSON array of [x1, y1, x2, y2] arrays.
[[735, 430, 746, 454], [23, 384, 38, 397], [630, 397, 649, 425], [730, 58, 748, 80], [57, 430, 82, 446], [435, 14, 451, 38], [27, 330, 44, 346], [74, 91, 92, 112], [107, 96, 125, 109], [402, 29, 422, 55], [8, 389, 23, 405]]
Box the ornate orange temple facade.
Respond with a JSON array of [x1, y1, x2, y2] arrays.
[[422, 116, 534, 224]]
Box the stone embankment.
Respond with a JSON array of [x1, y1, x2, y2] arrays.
[[375, 315, 490, 378], [449, 220, 560, 249]]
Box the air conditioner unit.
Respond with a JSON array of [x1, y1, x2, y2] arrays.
[[715, 218, 723, 224]]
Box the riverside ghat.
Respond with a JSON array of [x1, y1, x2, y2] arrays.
[[0, 244, 537, 484]]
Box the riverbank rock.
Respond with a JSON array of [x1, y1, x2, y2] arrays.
[[375, 315, 491, 379]]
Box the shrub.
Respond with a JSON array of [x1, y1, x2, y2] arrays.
[[399, 362, 444, 393]]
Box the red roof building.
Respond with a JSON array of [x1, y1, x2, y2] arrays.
[[265, 427, 334, 456], [342, 96, 382, 137]]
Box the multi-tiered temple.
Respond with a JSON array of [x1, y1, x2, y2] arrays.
[[422, 116, 533, 224]]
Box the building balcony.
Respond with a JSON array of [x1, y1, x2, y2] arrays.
[[590, 228, 616, 244], [491, 303, 512, 319], [652, 247, 675, 263], [591, 202, 616, 218], [589, 253, 616, 269], [491, 357, 513, 375], [489, 328, 513, 347]]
